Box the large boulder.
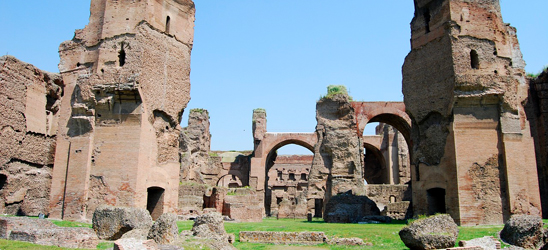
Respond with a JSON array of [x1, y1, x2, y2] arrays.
[[500, 214, 544, 249], [192, 212, 229, 242], [399, 214, 459, 250], [147, 213, 179, 244], [92, 205, 154, 240]]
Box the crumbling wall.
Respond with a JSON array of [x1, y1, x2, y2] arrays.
[[222, 188, 263, 222], [403, 0, 540, 225], [364, 184, 412, 220], [0, 56, 63, 216], [307, 87, 365, 222], [177, 182, 210, 218], [526, 69, 548, 218], [180, 109, 222, 186], [49, 0, 195, 221]]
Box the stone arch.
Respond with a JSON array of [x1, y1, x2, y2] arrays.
[[352, 102, 411, 145], [217, 173, 244, 188], [263, 140, 314, 216]]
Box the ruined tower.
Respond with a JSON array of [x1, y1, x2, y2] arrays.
[[48, 0, 195, 221], [403, 0, 541, 225]]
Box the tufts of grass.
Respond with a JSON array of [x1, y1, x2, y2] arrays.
[[527, 65, 548, 78], [190, 108, 208, 114], [320, 85, 353, 101], [184, 217, 511, 250]]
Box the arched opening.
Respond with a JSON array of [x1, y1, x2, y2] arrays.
[[363, 142, 387, 184], [362, 114, 412, 185], [165, 16, 171, 34], [470, 49, 479, 69], [427, 188, 446, 215], [217, 174, 243, 188], [147, 187, 165, 220], [265, 142, 313, 218]]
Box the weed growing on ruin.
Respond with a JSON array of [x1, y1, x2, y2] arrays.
[[527, 65, 548, 78], [320, 85, 353, 101], [190, 108, 208, 114]]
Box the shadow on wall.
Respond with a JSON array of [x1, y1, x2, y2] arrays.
[[323, 191, 381, 223]]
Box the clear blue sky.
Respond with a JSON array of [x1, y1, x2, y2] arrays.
[[1, 1, 546, 155]]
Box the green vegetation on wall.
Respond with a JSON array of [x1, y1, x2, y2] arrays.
[[320, 85, 353, 101]]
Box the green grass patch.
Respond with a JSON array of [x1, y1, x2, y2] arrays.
[[174, 217, 510, 250], [50, 219, 92, 228], [0, 239, 80, 249]]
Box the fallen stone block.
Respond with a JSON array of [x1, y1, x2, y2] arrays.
[[114, 238, 159, 250], [500, 214, 544, 249], [399, 214, 459, 250], [326, 237, 370, 246], [0, 217, 56, 239], [459, 236, 501, 250], [92, 205, 154, 240], [147, 213, 178, 244], [239, 231, 327, 245], [192, 212, 229, 242], [9, 227, 99, 249]]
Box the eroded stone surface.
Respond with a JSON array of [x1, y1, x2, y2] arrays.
[[308, 91, 365, 222], [239, 231, 327, 245], [399, 214, 459, 250], [180, 109, 221, 186], [403, 0, 541, 225], [147, 213, 179, 244], [500, 214, 544, 249], [49, 0, 195, 221], [0, 217, 98, 249], [92, 205, 153, 240], [0, 56, 62, 216]]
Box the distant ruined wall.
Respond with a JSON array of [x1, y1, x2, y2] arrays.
[[267, 155, 312, 218], [307, 91, 365, 221], [180, 109, 222, 186], [48, 0, 195, 221], [403, 0, 540, 225], [0, 56, 63, 216], [526, 70, 548, 218]]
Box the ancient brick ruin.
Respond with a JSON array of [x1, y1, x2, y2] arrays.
[[403, 0, 541, 225], [47, 0, 196, 221], [0, 56, 63, 216], [0, 0, 546, 227]]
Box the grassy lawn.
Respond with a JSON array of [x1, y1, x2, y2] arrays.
[[178, 217, 509, 250], [3, 216, 546, 249]]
